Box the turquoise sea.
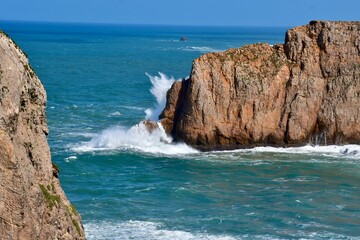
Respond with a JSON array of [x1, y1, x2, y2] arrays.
[[1, 21, 360, 239]]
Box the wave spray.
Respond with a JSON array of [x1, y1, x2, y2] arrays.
[[73, 73, 197, 155]]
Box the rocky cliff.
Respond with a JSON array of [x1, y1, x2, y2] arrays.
[[0, 31, 85, 239], [160, 21, 360, 150]]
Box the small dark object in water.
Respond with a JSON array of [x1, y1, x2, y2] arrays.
[[340, 148, 359, 155], [341, 148, 349, 154], [180, 36, 189, 41]]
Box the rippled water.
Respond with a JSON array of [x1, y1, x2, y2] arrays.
[[1, 21, 359, 239]]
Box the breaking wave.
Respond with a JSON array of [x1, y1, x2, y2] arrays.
[[72, 121, 197, 155], [145, 72, 177, 121], [72, 72, 197, 155]]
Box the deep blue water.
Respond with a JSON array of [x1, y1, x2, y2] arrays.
[[1, 21, 360, 239]]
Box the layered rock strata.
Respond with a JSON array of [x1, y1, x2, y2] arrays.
[[0, 31, 85, 239], [160, 21, 360, 150]]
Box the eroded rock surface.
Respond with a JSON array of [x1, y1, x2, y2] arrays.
[[0, 31, 85, 239], [160, 21, 360, 150]]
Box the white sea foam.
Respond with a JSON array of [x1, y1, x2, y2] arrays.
[[64, 156, 77, 162], [145, 72, 177, 120], [84, 220, 356, 240], [182, 46, 223, 53], [338, 144, 360, 156], [65, 132, 97, 138], [72, 72, 198, 155], [72, 121, 198, 155], [84, 220, 238, 240], [156, 39, 180, 42], [218, 144, 360, 158], [119, 105, 145, 111], [109, 111, 122, 116]]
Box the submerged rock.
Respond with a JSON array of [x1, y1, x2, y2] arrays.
[[142, 120, 159, 133], [160, 21, 360, 150], [180, 36, 189, 41], [0, 31, 85, 239]]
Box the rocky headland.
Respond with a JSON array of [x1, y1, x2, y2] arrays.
[[0, 31, 85, 239], [159, 21, 360, 150]]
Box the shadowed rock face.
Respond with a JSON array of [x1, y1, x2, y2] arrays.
[[160, 21, 360, 150], [0, 32, 85, 239]]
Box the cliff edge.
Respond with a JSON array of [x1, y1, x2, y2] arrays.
[[0, 32, 85, 239], [160, 21, 360, 150]]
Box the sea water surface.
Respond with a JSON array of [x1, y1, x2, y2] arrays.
[[1, 21, 360, 239]]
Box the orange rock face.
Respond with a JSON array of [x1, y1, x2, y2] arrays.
[[160, 21, 360, 150], [0, 31, 85, 239]]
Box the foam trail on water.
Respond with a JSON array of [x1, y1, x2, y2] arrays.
[[84, 220, 353, 240], [145, 72, 177, 120], [84, 220, 238, 240], [182, 46, 224, 53], [218, 144, 360, 158]]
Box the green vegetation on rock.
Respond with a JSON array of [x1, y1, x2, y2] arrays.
[[39, 184, 61, 210], [72, 219, 81, 235]]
